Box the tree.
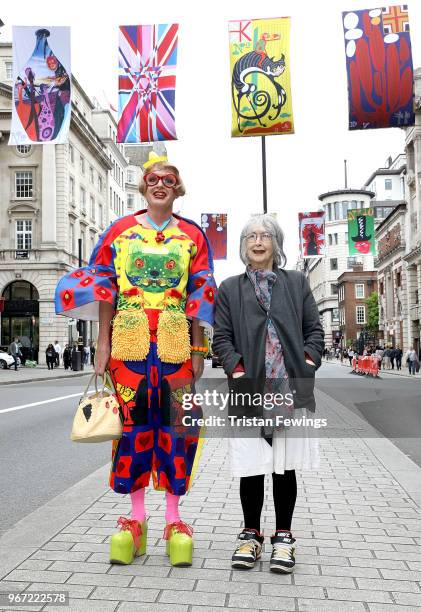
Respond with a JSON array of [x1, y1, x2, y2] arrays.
[[365, 291, 379, 334]]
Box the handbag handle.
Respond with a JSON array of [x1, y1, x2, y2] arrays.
[[81, 371, 115, 400]]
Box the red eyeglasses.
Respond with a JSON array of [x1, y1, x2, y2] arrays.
[[144, 173, 178, 188]]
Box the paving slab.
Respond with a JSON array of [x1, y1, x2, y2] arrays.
[[1, 386, 421, 611]]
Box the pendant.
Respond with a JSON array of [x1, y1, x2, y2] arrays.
[[155, 231, 165, 243]]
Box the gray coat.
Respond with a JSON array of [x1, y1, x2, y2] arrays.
[[212, 268, 324, 412]]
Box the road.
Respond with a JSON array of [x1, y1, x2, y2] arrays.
[[0, 374, 110, 536], [1, 360, 420, 536], [317, 360, 421, 468]]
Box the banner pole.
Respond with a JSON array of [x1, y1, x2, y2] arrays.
[[261, 136, 267, 213]]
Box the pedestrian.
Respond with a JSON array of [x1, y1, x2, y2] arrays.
[[348, 348, 354, 367], [90, 341, 96, 366], [55, 151, 216, 567], [54, 340, 62, 368], [213, 214, 324, 574], [63, 344, 71, 370], [83, 345, 90, 365], [45, 344, 56, 370], [395, 346, 402, 370], [383, 347, 391, 370], [8, 337, 20, 371], [390, 348, 396, 370], [405, 347, 418, 375]]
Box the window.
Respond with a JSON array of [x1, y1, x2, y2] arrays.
[[80, 228, 86, 260], [90, 195, 95, 220], [15, 171, 33, 199], [99, 202, 104, 226], [396, 271, 401, 288], [16, 220, 32, 250], [330, 258, 338, 271], [415, 289, 419, 305], [345, 232, 348, 244], [127, 169, 136, 184], [356, 305, 366, 324], [332, 308, 340, 322], [80, 155, 85, 174], [98, 175, 103, 193], [331, 283, 338, 295], [89, 166, 94, 184], [80, 187, 86, 213], [327, 203, 332, 221], [355, 283, 365, 299], [69, 223, 75, 254], [334, 233, 338, 245], [341, 202, 349, 219], [16, 145, 31, 155], [385, 179, 392, 190], [5, 61, 13, 79], [109, 187, 112, 209], [127, 193, 135, 209], [328, 234, 333, 246], [69, 176, 75, 203], [379, 281, 384, 295], [334, 201, 340, 220], [69, 144, 74, 163]]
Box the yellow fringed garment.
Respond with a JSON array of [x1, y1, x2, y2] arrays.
[[111, 309, 150, 361], [157, 310, 191, 364]]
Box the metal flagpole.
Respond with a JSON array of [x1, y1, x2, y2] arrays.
[[261, 136, 267, 213]]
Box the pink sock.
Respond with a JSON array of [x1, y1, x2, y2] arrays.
[[130, 488, 146, 523], [165, 491, 181, 524]]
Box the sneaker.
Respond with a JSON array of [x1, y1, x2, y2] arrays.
[[270, 530, 296, 573], [232, 529, 264, 569]]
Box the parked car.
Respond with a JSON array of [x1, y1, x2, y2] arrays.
[[0, 351, 19, 369]]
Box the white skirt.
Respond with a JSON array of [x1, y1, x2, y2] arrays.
[[229, 408, 320, 477]]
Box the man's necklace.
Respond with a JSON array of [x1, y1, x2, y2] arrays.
[[145, 214, 173, 243]]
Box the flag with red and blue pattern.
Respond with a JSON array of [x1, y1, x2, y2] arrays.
[[117, 24, 178, 143], [342, 6, 414, 130]]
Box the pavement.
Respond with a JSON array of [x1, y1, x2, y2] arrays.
[[1, 380, 421, 611], [322, 358, 421, 380], [0, 364, 94, 385]]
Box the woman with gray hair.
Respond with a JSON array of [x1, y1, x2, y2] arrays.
[[213, 214, 324, 574]]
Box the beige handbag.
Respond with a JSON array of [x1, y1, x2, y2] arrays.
[[71, 372, 123, 443]]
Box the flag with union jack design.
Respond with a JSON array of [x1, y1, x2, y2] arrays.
[[117, 24, 178, 143]]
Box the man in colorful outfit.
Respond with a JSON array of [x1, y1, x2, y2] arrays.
[[56, 153, 216, 566]]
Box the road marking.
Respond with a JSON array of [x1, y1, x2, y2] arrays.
[[0, 392, 86, 415]]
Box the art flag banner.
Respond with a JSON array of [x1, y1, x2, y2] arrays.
[[342, 6, 414, 130], [201, 214, 227, 260], [9, 26, 71, 145], [298, 212, 326, 259], [118, 24, 178, 143], [348, 208, 376, 256], [229, 17, 294, 137]]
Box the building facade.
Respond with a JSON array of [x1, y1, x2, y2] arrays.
[[306, 189, 375, 347], [375, 203, 407, 349], [403, 67, 421, 355], [0, 42, 112, 362], [91, 109, 128, 222], [337, 266, 378, 347]]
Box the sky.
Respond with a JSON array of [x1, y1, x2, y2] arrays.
[[1, 0, 420, 284]]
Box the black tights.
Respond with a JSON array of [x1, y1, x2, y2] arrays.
[[239, 471, 297, 533]]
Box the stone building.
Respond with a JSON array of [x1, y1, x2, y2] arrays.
[[0, 42, 112, 362], [376, 203, 407, 348], [403, 67, 421, 354], [306, 188, 375, 347], [91, 109, 128, 222]]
